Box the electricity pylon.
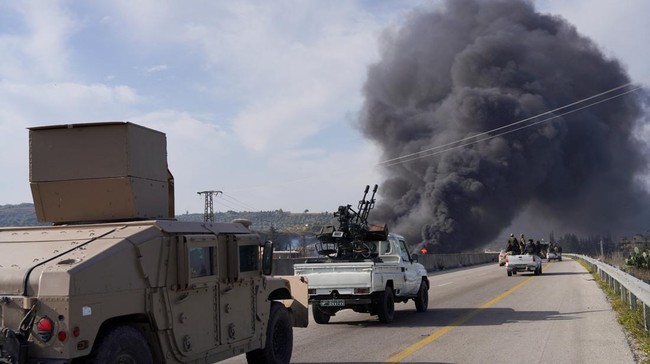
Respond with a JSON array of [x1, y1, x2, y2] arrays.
[[197, 190, 222, 222]]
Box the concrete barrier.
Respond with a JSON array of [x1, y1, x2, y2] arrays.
[[272, 253, 498, 275]]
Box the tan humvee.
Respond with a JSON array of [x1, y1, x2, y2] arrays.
[[0, 122, 307, 364]]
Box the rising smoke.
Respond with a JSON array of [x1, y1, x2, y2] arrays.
[[359, 0, 650, 252]]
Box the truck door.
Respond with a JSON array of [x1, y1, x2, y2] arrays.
[[168, 235, 220, 360], [218, 234, 259, 345], [397, 238, 420, 295]]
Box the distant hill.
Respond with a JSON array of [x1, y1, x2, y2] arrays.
[[175, 209, 335, 232], [0, 203, 336, 252], [0, 203, 335, 232], [0, 203, 44, 226]]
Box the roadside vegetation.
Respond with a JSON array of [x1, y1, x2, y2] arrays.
[[578, 259, 650, 363]]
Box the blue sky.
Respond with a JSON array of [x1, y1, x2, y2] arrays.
[[1, 0, 649, 215]]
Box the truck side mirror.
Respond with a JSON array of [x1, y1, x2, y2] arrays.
[[412, 255, 418, 263], [262, 240, 273, 276]]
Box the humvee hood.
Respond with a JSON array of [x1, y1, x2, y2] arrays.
[[0, 225, 117, 295]]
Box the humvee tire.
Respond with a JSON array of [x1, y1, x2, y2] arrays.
[[89, 325, 153, 364], [312, 306, 331, 324], [246, 302, 293, 364], [376, 286, 395, 323], [414, 281, 428, 313]]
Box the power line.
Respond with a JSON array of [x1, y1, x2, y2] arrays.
[[377, 82, 639, 166], [380, 85, 643, 167], [221, 192, 257, 211], [225, 82, 643, 191]]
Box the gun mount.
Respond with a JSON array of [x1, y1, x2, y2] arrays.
[[315, 184, 388, 261]]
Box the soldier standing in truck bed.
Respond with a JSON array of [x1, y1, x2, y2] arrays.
[[519, 234, 526, 255], [506, 234, 520, 254]]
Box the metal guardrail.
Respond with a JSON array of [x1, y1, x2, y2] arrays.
[[567, 253, 650, 330]]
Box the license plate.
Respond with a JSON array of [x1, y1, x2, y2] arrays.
[[320, 299, 345, 307]]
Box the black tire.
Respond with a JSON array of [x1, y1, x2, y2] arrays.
[[513, 270, 517, 275], [89, 326, 153, 364], [312, 306, 331, 324], [246, 302, 293, 364], [414, 281, 428, 313], [507, 270, 512, 277], [376, 286, 395, 323]]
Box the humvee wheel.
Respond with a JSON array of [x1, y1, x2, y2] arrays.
[[89, 326, 152, 364], [312, 306, 331, 324], [376, 286, 395, 323], [414, 281, 428, 313], [246, 302, 293, 364]]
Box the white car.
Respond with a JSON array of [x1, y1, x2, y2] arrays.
[[498, 250, 510, 266]]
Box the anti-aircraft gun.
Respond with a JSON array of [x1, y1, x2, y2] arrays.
[[315, 184, 389, 261]]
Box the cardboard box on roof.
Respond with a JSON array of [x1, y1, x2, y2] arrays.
[[29, 122, 167, 182], [29, 122, 174, 223]]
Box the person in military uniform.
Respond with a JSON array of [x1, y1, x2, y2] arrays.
[[505, 233, 520, 254], [524, 239, 535, 254], [519, 234, 527, 255]]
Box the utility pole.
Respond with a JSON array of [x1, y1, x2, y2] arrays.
[[197, 190, 222, 222], [600, 238, 604, 258]]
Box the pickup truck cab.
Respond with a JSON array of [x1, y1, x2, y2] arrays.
[[293, 233, 428, 324], [505, 254, 542, 276]]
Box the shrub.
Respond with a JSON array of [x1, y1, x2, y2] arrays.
[[625, 246, 650, 269]]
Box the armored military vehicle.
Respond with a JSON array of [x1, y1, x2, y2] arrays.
[[0, 122, 307, 364]]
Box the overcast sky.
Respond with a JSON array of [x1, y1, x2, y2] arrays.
[[1, 0, 648, 215]]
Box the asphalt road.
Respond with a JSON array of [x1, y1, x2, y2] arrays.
[[222, 257, 636, 363]]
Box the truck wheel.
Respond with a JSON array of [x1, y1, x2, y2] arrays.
[[414, 281, 428, 312], [312, 306, 331, 324], [246, 302, 293, 364], [377, 287, 395, 323], [89, 326, 153, 364], [507, 270, 512, 277]]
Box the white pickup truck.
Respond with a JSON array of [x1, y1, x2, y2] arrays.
[[505, 254, 543, 276], [294, 233, 429, 324]]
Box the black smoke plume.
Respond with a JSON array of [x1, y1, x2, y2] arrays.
[[359, 0, 650, 252]]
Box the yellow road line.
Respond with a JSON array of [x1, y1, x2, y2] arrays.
[[386, 263, 549, 363]]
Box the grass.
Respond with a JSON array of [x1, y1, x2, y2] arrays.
[[577, 259, 650, 363]]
